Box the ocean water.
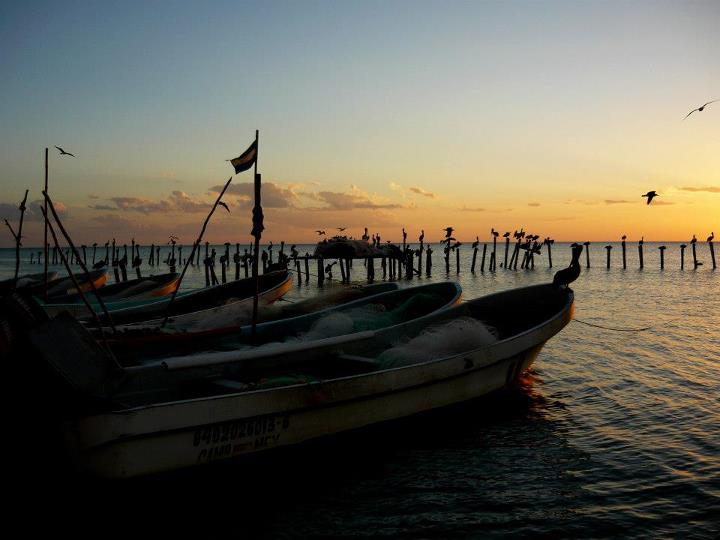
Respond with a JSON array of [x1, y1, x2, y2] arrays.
[[2, 242, 719, 536]]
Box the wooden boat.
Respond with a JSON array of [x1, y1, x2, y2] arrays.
[[42, 273, 180, 314], [19, 282, 572, 478], [41, 269, 108, 298], [106, 281, 454, 354], [88, 270, 292, 326], [0, 271, 59, 294]]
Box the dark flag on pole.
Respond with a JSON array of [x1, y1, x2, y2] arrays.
[[228, 140, 258, 174]]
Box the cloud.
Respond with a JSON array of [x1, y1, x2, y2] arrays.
[[651, 200, 675, 205], [88, 194, 100, 200], [679, 186, 720, 193], [212, 182, 296, 208], [409, 186, 436, 199], [528, 202, 541, 207], [89, 191, 211, 214], [312, 191, 401, 210], [459, 206, 486, 212], [604, 199, 633, 205], [1, 199, 69, 222]]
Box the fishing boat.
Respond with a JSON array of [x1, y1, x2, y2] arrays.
[[11, 281, 572, 478], [106, 281, 455, 355], [42, 269, 108, 298], [0, 271, 59, 294], [81, 270, 293, 326], [42, 273, 180, 315]]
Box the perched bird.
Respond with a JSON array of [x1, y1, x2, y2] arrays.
[[218, 201, 230, 213], [691, 235, 697, 244], [503, 231, 510, 238], [419, 230, 425, 243], [683, 100, 718, 120], [622, 235, 627, 240], [443, 227, 454, 238], [472, 236, 480, 249], [491, 228, 499, 237], [55, 146, 75, 157], [639, 236, 644, 245], [642, 191, 658, 205], [315, 230, 326, 236], [553, 243, 583, 288], [290, 245, 299, 258], [707, 232, 714, 242]]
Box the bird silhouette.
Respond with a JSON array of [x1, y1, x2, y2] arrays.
[[691, 235, 697, 244], [622, 235, 627, 240], [315, 230, 326, 236], [491, 228, 499, 237], [472, 236, 479, 249], [707, 232, 714, 242], [639, 237, 644, 245], [642, 191, 658, 205], [553, 243, 583, 288], [419, 230, 425, 242], [218, 201, 230, 213], [337, 227, 346, 232], [502, 232, 510, 238], [683, 100, 718, 120], [55, 146, 75, 157], [443, 227, 454, 238]]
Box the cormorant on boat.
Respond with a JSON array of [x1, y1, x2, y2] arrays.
[[553, 243, 583, 288]]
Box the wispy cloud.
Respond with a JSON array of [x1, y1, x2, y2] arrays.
[[604, 199, 633, 205], [0, 199, 69, 222], [409, 186, 436, 199], [459, 206, 485, 212], [679, 186, 720, 193], [88, 191, 211, 214], [528, 202, 541, 207]]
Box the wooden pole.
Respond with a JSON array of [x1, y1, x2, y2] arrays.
[[709, 240, 716, 270], [584, 242, 590, 268], [659, 246, 666, 270], [8, 190, 29, 285], [42, 193, 116, 331], [251, 130, 262, 339], [43, 147, 49, 299], [621, 238, 627, 269], [638, 241, 644, 269], [162, 177, 234, 327], [605, 245, 612, 269], [680, 244, 686, 270]]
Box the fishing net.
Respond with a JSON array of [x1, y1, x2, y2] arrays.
[[377, 317, 498, 369]]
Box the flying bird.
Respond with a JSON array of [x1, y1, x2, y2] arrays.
[[337, 227, 346, 232], [642, 191, 658, 205], [55, 146, 75, 157], [218, 201, 230, 213], [315, 230, 326, 236], [683, 100, 718, 120]]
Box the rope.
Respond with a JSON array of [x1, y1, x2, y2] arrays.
[[573, 315, 684, 333]]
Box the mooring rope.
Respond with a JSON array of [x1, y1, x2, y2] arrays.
[[572, 314, 684, 333]]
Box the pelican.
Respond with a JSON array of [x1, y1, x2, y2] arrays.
[[472, 236, 479, 249], [491, 228, 499, 237], [707, 232, 714, 242], [691, 235, 697, 244], [552, 243, 583, 288], [315, 230, 326, 236], [443, 227, 454, 237], [502, 232, 510, 238]]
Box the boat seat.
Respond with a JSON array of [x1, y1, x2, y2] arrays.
[[336, 353, 380, 371]]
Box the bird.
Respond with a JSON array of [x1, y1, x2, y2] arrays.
[[707, 232, 714, 242], [491, 228, 499, 237], [315, 230, 326, 236], [621, 235, 627, 240], [639, 236, 644, 245], [683, 100, 718, 120], [419, 230, 425, 243], [218, 201, 230, 213], [642, 191, 658, 205], [55, 146, 75, 157], [691, 235, 697, 244], [443, 227, 454, 238], [553, 243, 583, 288], [337, 227, 346, 232], [472, 236, 479, 249], [503, 232, 510, 238]]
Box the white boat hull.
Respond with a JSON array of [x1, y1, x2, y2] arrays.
[[66, 297, 569, 478]]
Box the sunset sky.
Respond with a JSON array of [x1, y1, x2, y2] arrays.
[[1, 0, 718, 247]]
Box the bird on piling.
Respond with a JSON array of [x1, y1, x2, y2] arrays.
[[642, 191, 658, 204], [683, 100, 718, 120], [553, 243, 583, 288], [419, 230, 425, 243], [691, 235, 697, 244], [55, 146, 75, 157], [290, 245, 299, 258], [443, 227, 454, 238], [639, 237, 644, 245], [503, 232, 510, 238], [472, 236, 479, 249], [491, 228, 499, 238], [707, 232, 714, 242]]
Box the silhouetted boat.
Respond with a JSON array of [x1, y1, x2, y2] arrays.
[[6, 281, 572, 477], [35, 269, 109, 298], [106, 281, 454, 355], [0, 271, 59, 294], [42, 273, 180, 315]]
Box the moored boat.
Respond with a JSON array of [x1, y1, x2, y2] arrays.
[[0, 271, 59, 294], [13, 281, 573, 478]]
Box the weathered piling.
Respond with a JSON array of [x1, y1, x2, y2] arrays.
[[339, 258, 347, 282], [638, 238, 644, 270], [149, 243, 155, 265], [545, 238, 553, 268], [471, 239, 479, 273], [583, 241, 590, 268], [621, 236, 627, 269], [455, 244, 461, 274], [659, 245, 666, 269], [691, 236, 700, 269], [317, 258, 325, 285], [708, 233, 716, 269], [295, 258, 302, 285], [680, 244, 686, 270], [480, 244, 487, 272], [304, 255, 310, 284], [425, 247, 432, 276], [491, 232, 498, 271], [605, 245, 612, 269]]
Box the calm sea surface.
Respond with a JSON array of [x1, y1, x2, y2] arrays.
[[2, 242, 718, 537]]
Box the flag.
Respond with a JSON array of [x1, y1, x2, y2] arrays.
[[228, 140, 257, 174]]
